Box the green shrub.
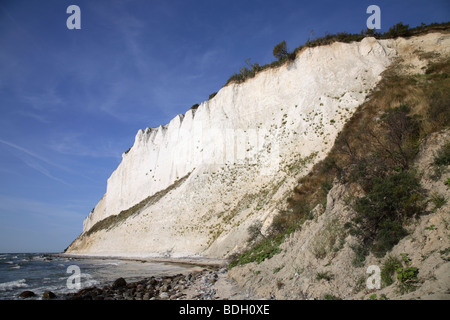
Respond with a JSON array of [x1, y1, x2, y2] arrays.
[[385, 22, 411, 38], [373, 220, 408, 258], [396, 253, 419, 294], [350, 170, 424, 257], [273, 40, 288, 61], [247, 221, 264, 243], [378, 105, 421, 170], [433, 142, 450, 166], [229, 233, 285, 268], [350, 244, 369, 267], [381, 255, 401, 287]]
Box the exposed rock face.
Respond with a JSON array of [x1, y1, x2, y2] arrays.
[[66, 33, 450, 259]]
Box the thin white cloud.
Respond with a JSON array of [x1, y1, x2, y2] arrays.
[[22, 87, 63, 112], [49, 133, 123, 160], [0, 138, 71, 184]]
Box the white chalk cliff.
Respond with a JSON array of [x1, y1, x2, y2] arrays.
[[66, 34, 448, 259]]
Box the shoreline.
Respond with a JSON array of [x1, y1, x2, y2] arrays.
[[61, 267, 258, 300], [13, 253, 258, 300], [19, 253, 254, 300], [57, 252, 228, 269]]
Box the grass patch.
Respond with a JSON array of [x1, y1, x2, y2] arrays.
[[430, 192, 447, 211], [316, 271, 334, 281], [229, 230, 288, 268], [434, 142, 450, 166], [381, 255, 402, 287]]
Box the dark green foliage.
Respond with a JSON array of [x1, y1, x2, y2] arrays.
[[273, 40, 288, 61], [190, 104, 199, 110], [229, 233, 285, 268], [376, 105, 421, 170], [345, 105, 427, 257], [208, 92, 217, 100], [350, 244, 369, 267], [227, 59, 263, 84], [385, 22, 411, 38], [395, 253, 419, 294], [381, 255, 402, 287], [433, 142, 450, 166], [351, 171, 424, 257], [321, 180, 333, 195], [373, 220, 408, 257]]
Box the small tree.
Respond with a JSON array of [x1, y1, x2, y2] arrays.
[[273, 40, 288, 61]]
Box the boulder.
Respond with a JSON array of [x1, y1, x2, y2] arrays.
[[19, 290, 35, 298], [43, 291, 57, 299], [112, 277, 127, 289]]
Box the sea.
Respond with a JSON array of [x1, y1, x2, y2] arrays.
[[0, 252, 200, 300]]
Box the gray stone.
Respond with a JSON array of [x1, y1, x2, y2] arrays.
[[159, 292, 169, 299], [112, 277, 127, 289], [43, 291, 57, 299], [19, 291, 35, 299]]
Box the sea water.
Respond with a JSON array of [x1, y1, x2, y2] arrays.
[[0, 252, 198, 300]]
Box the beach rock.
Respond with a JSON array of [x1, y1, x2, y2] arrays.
[[112, 277, 127, 289], [19, 290, 35, 298], [161, 284, 171, 292], [43, 291, 57, 299], [159, 292, 169, 300], [123, 292, 133, 300], [170, 292, 183, 300], [135, 292, 143, 300], [136, 284, 144, 292]]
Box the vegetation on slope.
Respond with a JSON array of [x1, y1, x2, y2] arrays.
[[229, 37, 450, 268], [224, 22, 450, 87]]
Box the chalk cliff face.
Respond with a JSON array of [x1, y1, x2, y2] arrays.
[[66, 34, 447, 259]]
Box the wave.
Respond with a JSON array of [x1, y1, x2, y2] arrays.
[[0, 279, 27, 291], [98, 262, 120, 266]]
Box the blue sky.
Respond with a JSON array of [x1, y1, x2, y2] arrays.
[[0, 0, 448, 253]]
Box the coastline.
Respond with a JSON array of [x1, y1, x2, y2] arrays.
[[57, 252, 227, 269], [60, 267, 259, 300], [14, 252, 255, 300]]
